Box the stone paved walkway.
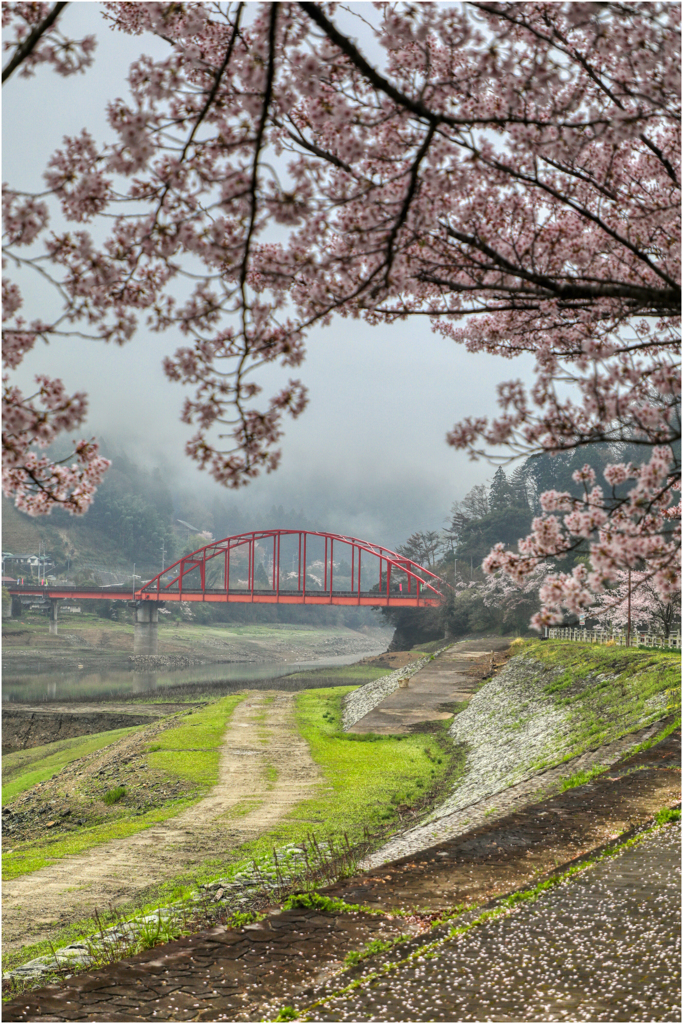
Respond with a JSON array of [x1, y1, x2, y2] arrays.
[[4, 728, 679, 1022], [349, 637, 511, 734], [316, 822, 681, 1022]]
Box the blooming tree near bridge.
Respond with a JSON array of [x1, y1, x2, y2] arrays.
[[592, 569, 681, 639], [2, 2, 679, 620]]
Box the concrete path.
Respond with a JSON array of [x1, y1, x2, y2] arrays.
[[348, 637, 511, 734]]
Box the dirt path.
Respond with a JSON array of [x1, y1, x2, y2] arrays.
[[2, 692, 321, 953]]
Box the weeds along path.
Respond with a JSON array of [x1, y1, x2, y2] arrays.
[[3, 692, 321, 954]]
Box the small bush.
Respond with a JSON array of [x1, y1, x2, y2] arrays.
[[655, 807, 681, 826], [103, 786, 126, 806], [282, 891, 361, 914], [274, 1008, 297, 1022], [224, 909, 264, 929]]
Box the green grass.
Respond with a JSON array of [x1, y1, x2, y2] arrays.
[[2, 727, 141, 804], [282, 892, 372, 914], [144, 694, 244, 788], [290, 687, 452, 837], [521, 640, 680, 758], [178, 686, 458, 890], [103, 786, 126, 805], [2, 799, 197, 880], [624, 716, 681, 758], [344, 936, 409, 966], [2, 695, 245, 881], [559, 764, 607, 792], [654, 807, 681, 825]]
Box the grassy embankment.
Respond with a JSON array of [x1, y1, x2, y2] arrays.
[[3, 729, 141, 803], [2, 695, 245, 880], [522, 639, 681, 765]]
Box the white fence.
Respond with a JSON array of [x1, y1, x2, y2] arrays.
[[548, 627, 681, 650]]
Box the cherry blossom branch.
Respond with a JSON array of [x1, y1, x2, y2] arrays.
[[2, 2, 68, 83]]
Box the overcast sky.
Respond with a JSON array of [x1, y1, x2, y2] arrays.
[[4, 3, 535, 548]]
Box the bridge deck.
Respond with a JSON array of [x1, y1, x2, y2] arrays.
[[6, 585, 439, 608]]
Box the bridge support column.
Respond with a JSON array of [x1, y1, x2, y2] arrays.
[[49, 598, 60, 635], [134, 602, 159, 656], [11, 596, 22, 618]]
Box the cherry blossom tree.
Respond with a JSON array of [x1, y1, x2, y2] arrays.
[[592, 568, 681, 638], [3, 1, 108, 514], [2, 2, 679, 621], [480, 561, 549, 614]]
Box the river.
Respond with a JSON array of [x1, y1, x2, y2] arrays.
[[1, 649, 388, 704]]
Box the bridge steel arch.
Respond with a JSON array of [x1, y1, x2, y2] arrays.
[[138, 530, 448, 607]]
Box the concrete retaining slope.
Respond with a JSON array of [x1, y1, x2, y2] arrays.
[[346, 636, 510, 734]]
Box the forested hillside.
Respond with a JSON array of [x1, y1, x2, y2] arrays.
[[383, 442, 681, 648]]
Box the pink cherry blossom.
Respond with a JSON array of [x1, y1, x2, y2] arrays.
[[1, 2, 679, 614]]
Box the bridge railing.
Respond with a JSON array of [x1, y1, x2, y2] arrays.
[[139, 529, 451, 605], [548, 627, 681, 650]]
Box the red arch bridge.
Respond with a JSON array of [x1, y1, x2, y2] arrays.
[[7, 530, 450, 611]]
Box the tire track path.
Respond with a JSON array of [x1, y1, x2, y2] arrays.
[[3, 693, 320, 952]]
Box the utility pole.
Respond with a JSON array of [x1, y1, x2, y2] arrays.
[[161, 539, 166, 575], [626, 568, 632, 647]]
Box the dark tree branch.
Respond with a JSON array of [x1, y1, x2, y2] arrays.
[[381, 122, 437, 288], [2, 2, 68, 84], [640, 134, 680, 187], [298, 2, 609, 132], [240, 2, 278, 293], [178, 3, 244, 166], [277, 119, 355, 174]]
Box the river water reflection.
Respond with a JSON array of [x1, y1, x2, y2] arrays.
[[2, 651, 380, 704]]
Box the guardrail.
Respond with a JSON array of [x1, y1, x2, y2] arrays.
[[548, 627, 681, 650]]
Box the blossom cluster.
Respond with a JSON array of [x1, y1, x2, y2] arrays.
[[2, 374, 110, 515], [2, 3, 96, 79]]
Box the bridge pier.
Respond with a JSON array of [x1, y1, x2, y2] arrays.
[[49, 598, 60, 635], [10, 596, 22, 618], [134, 602, 160, 656]]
